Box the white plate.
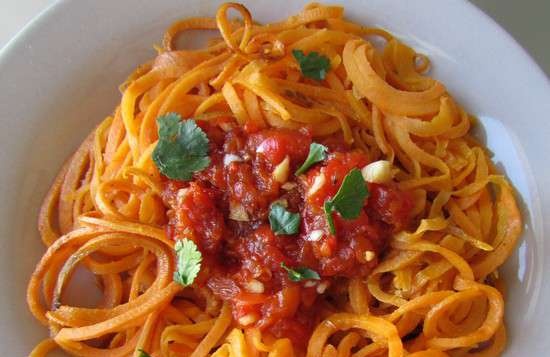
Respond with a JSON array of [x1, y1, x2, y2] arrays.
[[1, 0, 549, 355]]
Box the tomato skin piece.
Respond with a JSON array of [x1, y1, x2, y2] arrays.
[[167, 182, 226, 255], [237, 225, 289, 274], [207, 276, 240, 300], [244, 121, 261, 134], [367, 183, 414, 231], [226, 162, 279, 220], [257, 285, 301, 329], [248, 128, 312, 168], [269, 317, 312, 347], [232, 292, 268, 320]]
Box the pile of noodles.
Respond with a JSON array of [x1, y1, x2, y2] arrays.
[[27, 3, 522, 357]]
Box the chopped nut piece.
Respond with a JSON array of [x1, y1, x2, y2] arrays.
[[273, 155, 290, 183], [308, 173, 326, 196], [244, 279, 265, 294], [238, 313, 258, 326], [361, 160, 393, 183], [306, 230, 324, 242]]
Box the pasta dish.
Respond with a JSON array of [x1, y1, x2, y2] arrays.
[[27, 3, 522, 357]]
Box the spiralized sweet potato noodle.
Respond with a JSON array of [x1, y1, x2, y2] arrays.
[[28, 2, 521, 357]]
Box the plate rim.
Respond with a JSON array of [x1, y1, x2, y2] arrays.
[[1, 0, 549, 355]]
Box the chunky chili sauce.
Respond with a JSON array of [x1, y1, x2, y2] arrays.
[[162, 120, 413, 344]]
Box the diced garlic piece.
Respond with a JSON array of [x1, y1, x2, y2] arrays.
[[304, 280, 317, 288], [272, 155, 290, 183], [244, 279, 265, 294], [307, 173, 326, 196], [361, 160, 393, 183], [256, 141, 265, 153], [176, 188, 189, 201], [223, 153, 243, 166], [306, 229, 323, 242], [364, 250, 376, 262], [238, 313, 258, 326], [229, 201, 249, 221], [281, 182, 297, 191], [316, 281, 329, 294]]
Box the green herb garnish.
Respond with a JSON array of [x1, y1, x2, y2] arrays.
[[323, 168, 369, 234], [295, 143, 328, 176], [269, 204, 300, 235], [292, 49, 331, 80], [173, 238, 202, 287], [137, 349, 152, 357], [281, 262, 320, 282], [152, 113, 210, 180]]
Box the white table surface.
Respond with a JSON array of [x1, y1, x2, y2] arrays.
[[1, 0, 549, 76]]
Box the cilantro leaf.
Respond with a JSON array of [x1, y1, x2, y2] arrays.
[[327, 168, 369, 218], [292, 49, 331, 80], [295, 143, 328, 176], [157, 112, 180, 138], [137, 349, 152, 357], [152, 113, 210, 181], [324, 168, 369, 234], [173, 238, 202, 286], [281, 262, 320, 282], [269, 204, 300, 235]]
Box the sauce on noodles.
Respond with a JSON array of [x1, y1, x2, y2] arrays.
[[162, 124, 413, 344]]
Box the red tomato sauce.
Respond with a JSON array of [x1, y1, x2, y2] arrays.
[[162, 122, 413, 345]]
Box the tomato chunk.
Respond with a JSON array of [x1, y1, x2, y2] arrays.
[[248, 128, 312, 167], [367, 183, 414, 231], [169, 182, 225, 254]]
